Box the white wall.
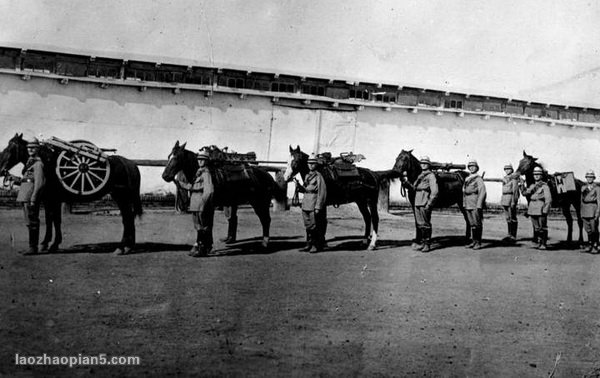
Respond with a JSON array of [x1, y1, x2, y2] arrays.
[[1, 74, 599, 204]]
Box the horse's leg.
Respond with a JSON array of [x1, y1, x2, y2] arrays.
[[250, 199, 271, 248], [458, 202, 471, 241], [356, 200, 372, 248], [41, 200, 53, 251], [574, 201, 584, 247], [112, 192, 135, 255], [49, 201, 63, 252], [367, 198, 379, 251], [563, 204, 573, 244]]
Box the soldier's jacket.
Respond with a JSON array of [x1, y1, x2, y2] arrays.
[[301, 170, 327, 211], [16, 157, 45, 203], [522, 181, 552, 216], [409, 171, 438, 208], [501, 174, 520, 207], [189, 167, 214, 212], [580, 184, 600, 218], [462, 174, 486, 210]]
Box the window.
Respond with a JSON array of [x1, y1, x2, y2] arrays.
[[301, 84, 325, 96], [271, 82, 295, 93], [349, 88, 370, 100], [444, 100, 463, 109]]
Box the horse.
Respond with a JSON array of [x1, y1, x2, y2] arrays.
[[517, 150, 584, 245], [392, 149, 471, 242], [0, 133, 142, 254], [161, 141, 286, 250], [283, 145, 387, 251]]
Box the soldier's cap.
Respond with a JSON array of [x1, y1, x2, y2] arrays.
[[307, 153, 318, 163], [467, 159, 479, 168], [533, 166, 543, 174], [419, 156, 431, 165], [504, 163, 513, 170], [586, 170, 596, 178], [27, 138, 40, 148], [197, 150, 210, 160]]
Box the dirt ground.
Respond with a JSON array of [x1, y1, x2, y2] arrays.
[[2, 205, 600, 377]]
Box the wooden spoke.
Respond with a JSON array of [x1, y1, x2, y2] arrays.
[[55, 140, 111, 197]]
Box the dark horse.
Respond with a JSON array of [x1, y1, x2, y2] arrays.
[[392, 149, 471, 241], [517, 151, 584, 245], [283, 145, 386, 250], [161, 141, 286, 249], [0, 133, 142, 254]]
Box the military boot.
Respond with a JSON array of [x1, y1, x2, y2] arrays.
[[421, 229, 431, 253], [510, 222, 518, 241], [473, 228, 483, 250], [466, 228, 477, 248], [299, 231, 313, 252], [538, 230, 548, 250], [531, 231, 540, 249], [411, 228, 423, 251], [23, 226, 39, 255], [586, 232, 595, 253], [502, 223, 512, 242]]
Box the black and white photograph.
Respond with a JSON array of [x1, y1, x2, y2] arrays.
[[1, 1, 600, 376]]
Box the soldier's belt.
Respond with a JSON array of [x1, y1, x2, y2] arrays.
[[305, 190, 317, 194], [583, 200, 597, 204], [23, 179, 33, 183]]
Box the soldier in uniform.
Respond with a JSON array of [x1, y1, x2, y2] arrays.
[[15, 138, 46, 255], [501, 163, 520, 243], [521, 166, 552, 250], [188, 150, 215, 257], [580, 170, 600, 253], [295, 154, 327, 253], [463, 159, 487, 250], [401, 156, 438, 252]]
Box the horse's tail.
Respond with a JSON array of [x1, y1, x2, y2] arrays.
[[133, 167, 143, 218], [272, 170, 288, 202]]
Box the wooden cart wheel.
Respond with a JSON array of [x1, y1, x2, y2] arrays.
[[55, 140, 111, 196]]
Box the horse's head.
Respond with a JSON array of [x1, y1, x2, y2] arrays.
[[162, 141, 189, 182], [516, 150, 538, 175], [0, 133, 28, 175], [283, 145, 309, 182], [393, 149, 417, 173]]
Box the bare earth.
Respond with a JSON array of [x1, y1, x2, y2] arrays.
[[1, 206, 600, 377]]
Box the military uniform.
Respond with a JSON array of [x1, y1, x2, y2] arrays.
[[581, 171, 600, 253], [463, 161, 487, 249], [403, 158, 438, 252], [501, 166, 520, 241], [16, 144, 45, 254], [188, 157, 215, 256], [522, 173, 552, 249], [299, 164, 327, 252]]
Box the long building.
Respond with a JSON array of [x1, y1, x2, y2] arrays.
[[1, 45, 599, 204]]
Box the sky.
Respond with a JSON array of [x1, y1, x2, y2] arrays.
[[0, 0, 599, 105]]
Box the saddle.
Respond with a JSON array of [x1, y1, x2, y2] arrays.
[[317, 152, 363, 180], [201, 145, 256, 188], [553, 172, 576, 194]]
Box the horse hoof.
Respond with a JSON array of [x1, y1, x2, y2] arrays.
[[113, 248, 125, 255], [367, 245, 377, 251], [123, 247, 133, 255], [48, 244, 59, 253], [40, 244, 49, 252]]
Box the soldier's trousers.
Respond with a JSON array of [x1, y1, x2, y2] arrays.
[[530, 215, 547, 233], [583, 217, 598, 234], [466, 208, 483, 228], [415, 206, 432, 230], [192, 206, 215, 248], [503, 205, 518, 223], [302, 209, 327, 246], [22, 202, 40, 229]]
